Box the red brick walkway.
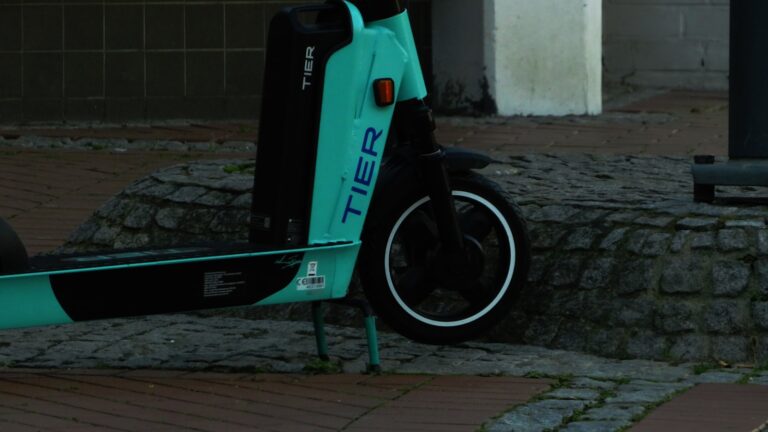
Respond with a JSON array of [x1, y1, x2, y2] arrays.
[[437, 90, 727, 156], [0, 122, 258, 144], [0, 371, 550, 432], [0, 90, 729, 156], [631, 384, 768, 432]]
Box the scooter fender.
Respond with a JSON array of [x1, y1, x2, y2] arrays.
[[443, 147, 494, 171], [362, 147, 493, 237], [376, 146, 493, 188]]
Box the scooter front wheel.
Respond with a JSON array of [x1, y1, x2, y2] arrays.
[[360, 172, 530, 344]]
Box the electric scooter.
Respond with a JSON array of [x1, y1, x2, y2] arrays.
[[0, 0, 530, 371]]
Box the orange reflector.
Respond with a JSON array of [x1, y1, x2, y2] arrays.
[[374, 78, 395, 106]]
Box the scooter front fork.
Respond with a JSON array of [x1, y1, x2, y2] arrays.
[[401, 100, 468, 270]]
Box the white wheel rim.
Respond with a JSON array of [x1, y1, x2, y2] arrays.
[[384, 191, 517, 327]]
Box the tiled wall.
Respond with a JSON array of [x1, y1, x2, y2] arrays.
[[604, 0, 729, 90], [0, 1, 432, 124]]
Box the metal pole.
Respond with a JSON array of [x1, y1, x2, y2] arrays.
[[730, 0, 768, 159], [691, 0, 768, 201]]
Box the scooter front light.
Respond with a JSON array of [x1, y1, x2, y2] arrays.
[[374, 78, 396, 106]]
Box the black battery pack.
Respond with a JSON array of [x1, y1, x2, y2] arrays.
[[249, 3, 352, 247]]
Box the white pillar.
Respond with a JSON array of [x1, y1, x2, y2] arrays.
[[432, 0, 603, 116]]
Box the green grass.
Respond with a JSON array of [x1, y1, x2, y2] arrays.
[[84, 142, 106, 151], [223, 163, 254, 174], [303, 358, 343, 375], [204, 365, 271, 374], [692, 362, 719, 375]]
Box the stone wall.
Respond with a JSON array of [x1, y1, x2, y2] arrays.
[[604, 0, 729, 90], [58, 152, 768, 365], [496, 153, 768, 365]]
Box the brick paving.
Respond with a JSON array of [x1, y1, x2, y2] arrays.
[[438, 90, 727, 156], [0, 122, 258, 144], [0, 91, 728, 157], [0, 371, 549, 432], [630, 384, 768, 432]]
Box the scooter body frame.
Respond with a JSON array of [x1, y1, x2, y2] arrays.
[[0, 1, 429, 332]]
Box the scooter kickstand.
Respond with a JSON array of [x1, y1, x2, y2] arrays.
[[331, 297, 382, 374], [311, 298, 382, 374], [311, 302, 330, 361]]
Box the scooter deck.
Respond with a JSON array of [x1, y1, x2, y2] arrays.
[[0, 241, 359, 330], [25, 242, 300, 274]]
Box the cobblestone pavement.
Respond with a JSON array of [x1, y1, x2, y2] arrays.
[[0, 315, 766, 431]]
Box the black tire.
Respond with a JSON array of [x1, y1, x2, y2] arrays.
[[0, 218, 29, 275], [359, 172, 530, 344]]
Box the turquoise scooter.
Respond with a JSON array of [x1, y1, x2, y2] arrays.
[[0, 0, 530, 371]]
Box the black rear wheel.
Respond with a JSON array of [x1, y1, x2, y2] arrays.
[[360, 172, 530, 344]]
